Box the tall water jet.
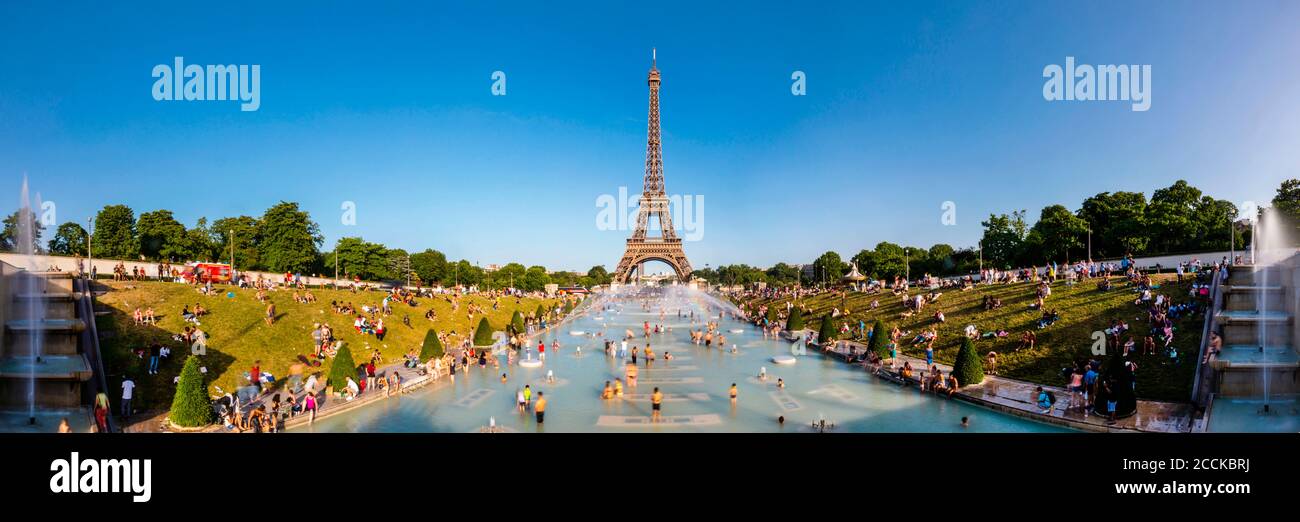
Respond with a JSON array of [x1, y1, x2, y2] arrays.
[[16, 177, 45, 425], [1252, 207, 1291, 413]]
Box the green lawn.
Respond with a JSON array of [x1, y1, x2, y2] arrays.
[[94, 280, 562, 410], [738, 274, 1203, 402]]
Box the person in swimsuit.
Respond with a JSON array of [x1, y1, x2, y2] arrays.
[[651, 387, 663, 422]]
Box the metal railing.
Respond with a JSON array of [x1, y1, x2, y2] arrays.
[[75, 276, 114, 433], [1190, 266, 1225, 411]]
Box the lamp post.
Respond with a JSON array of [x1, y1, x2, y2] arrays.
[[85, 217, 93, 280]]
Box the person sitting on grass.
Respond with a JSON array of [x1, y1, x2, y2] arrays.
[[1017, 331, 1036, 351]]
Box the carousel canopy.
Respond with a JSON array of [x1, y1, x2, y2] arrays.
[[842, 262, 866, 282]]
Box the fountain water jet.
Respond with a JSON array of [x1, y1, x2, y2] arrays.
[[15, 177, 46, 425]]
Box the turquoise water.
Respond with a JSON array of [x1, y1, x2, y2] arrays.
[[301, 289, 1067, 433], [1207, 396, 1300, 433]]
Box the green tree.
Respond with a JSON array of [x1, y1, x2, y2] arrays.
[[786, 307, 804, 330], [332, 237, 390, 281], [169, 356, 214, 427], [867, 320, 888, 358], [817, 314, 836, 345], [523, 265, 551, 292], [212, 215, 261, 270], [1077, 191, 1148, 258], [979, 210, 1028, 268], [812, 251, 845, 285], [1273, 179, 1300, 229], [1025, 204, 1089, 263], [0, 208, 45, 252], [927, 243, 956, 275], [410, 249, 448, 284], [952, 337, 984, 386], [586, 265, 611, 285], [137, 209, 189, 261], [419, 329, 445, 362], [184, 217, 220, 262], [328, 343, 357, 391], [765, 306, 780, 324], [472, 317, 495, 346], [91, 204, 138, 260], [765, 263, 800, 286], [47, 222, 88, 255], [510, 310, 526, 336], [1146, 180, 1203, 253], [259, 201, 322, 273], [871, 242, 907, 279]]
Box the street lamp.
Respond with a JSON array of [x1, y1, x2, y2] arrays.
[[85, 217, 93, 280]]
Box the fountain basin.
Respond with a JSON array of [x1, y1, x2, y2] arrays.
[[1217, 345, 1300, 366]]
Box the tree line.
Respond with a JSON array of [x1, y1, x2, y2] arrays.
[[698, 179, 1269, 286], [0, 201, 616, 291]]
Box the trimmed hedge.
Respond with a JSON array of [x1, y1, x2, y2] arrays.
[[817, 314, 836, 345], [329, 343, 357, 391], [765, 306, 779, 324], [168, 356, 213, 427], [420, 329, 445, 362], [953, 337, 984, 386], [867, 320, 888, 358], [786, 307, 804, 331], [473, 317, 495, 346], [510, 311, 526, 336]]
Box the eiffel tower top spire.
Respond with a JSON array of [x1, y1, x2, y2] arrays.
[[643, 50, 665, 198]]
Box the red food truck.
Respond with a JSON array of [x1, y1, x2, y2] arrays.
[[181, 262, 233, 284]]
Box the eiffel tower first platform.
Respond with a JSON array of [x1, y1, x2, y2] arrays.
[[613, 50, 693, 284]]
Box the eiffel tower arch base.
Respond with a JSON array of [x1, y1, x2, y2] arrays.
[[613, 241, 693, 284]]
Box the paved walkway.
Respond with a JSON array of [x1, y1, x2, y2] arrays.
[[817, 339, 1194, 433]]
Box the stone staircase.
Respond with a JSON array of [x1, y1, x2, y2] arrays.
[[0, 270, 93, 415], [1212, 265, 1300, 396]]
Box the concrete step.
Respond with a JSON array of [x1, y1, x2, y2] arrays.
[[0, 355, 92, 380], [1224, 287, 1286, 311], [1222, 322, 1292, 346]]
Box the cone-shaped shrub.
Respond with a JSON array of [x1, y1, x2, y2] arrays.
[[867, 320, 888, 358], [535, 304, 547, 321], [510, 311, 526, 336], [765, 306, 779, 324], [169, 356, 213, 427], [786, 307, 804, 330], [953, 337, 984, 386], [473, 317, 495, 346], [420, 329, 445, 362], [817, 314, 836, 345], [329, 343, 357, 391], [563, 299, 574, 315]]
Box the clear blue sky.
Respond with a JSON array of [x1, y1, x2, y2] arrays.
[[2, 1, 1298, 272]]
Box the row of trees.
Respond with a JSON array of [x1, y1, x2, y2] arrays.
[[0, 201, 617, 291], [699, 179, 1270, 286], [980, 180, 1243, 269]]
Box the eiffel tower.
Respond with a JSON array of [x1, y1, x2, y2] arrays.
[[613, 50, 693, 284]]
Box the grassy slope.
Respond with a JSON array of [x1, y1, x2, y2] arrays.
[[740, 274, 1202, 402], [95, 281, 560, 409]]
